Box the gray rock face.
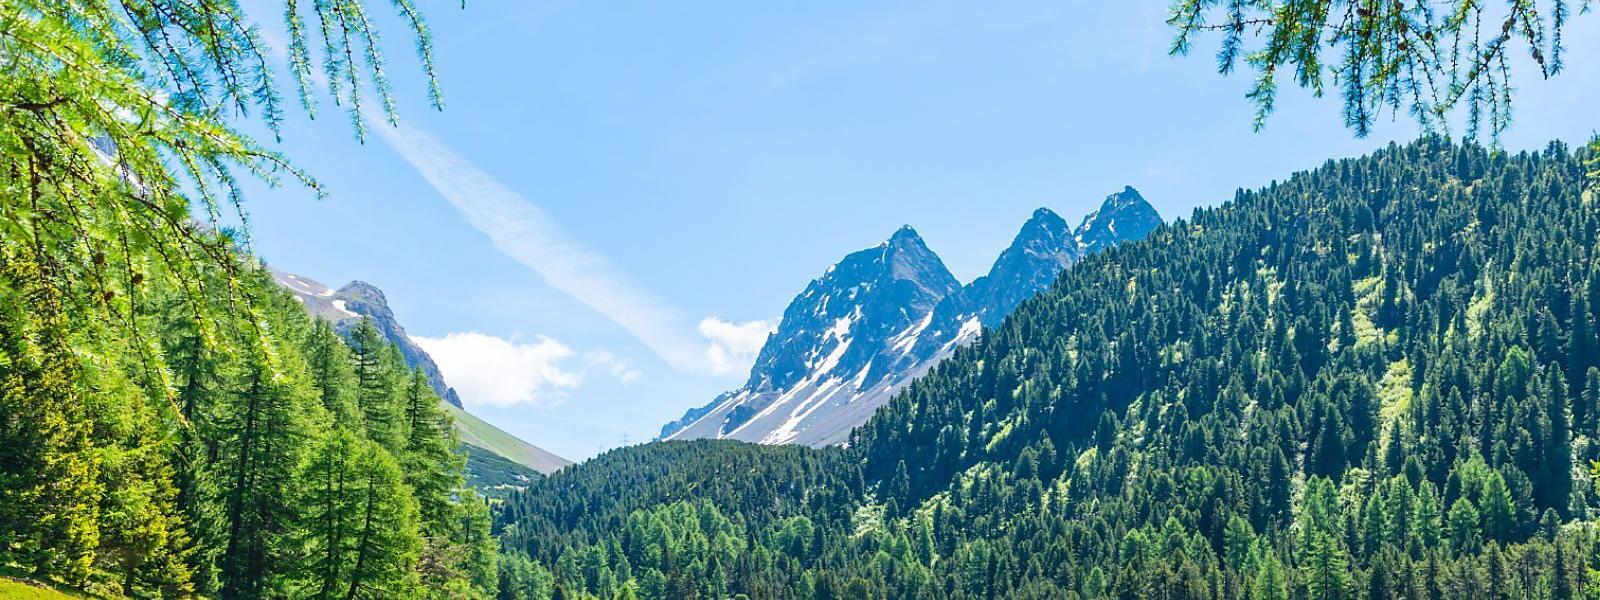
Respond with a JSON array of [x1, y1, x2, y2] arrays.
[[661, 187, 1161, 447], [269, 269, 463, 408]]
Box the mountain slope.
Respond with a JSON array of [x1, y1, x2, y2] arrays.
[[663, 188, 1160, 446], [271, 270, 571, 475], [446, 403, 571, 476], [498, 139, 1600, 598]]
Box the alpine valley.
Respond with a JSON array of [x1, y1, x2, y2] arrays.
[[495, 139, 1600, 599], [12, 1, 1600, 599], [661, 187, 1162, 447]]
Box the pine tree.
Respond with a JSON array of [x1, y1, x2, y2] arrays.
[[0, 251, 103, 585], [1542, 371, 1573, 516], [1251, 550, 1287, 600], [1447, 498, 1481, 554], [91, 358, 196, 596], [349, 320, 404, 450], [216, 342, 317, 598], [1480, 474, 1516, 544], [307, 320, 360, 423], [1305, 532, 1350, 600], [1582, 368, 1600, 439], [400, 370, 463, 534], [161, 308, 229, 595], [291, 429, 423, 599], [459, 492, 501, 597]]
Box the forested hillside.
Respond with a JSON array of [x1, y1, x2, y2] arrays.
[[1, 0, 504, 594], [0, 243, 497, 597], [497, 138, 1600, 599]]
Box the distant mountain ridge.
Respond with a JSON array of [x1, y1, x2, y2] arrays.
[[662, 187, 1161, 446], [270, 269, 572, 475]]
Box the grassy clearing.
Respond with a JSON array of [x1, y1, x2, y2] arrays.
[[0, 576, 104, 600]]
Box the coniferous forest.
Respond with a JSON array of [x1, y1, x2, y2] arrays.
[[494, 139, 1600, 599], [0, 252, 498, 597], [7, 0, 1600, 598]]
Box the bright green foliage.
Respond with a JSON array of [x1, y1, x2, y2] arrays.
[[0, 254, 107, 588], [1251, 550, 1287, 600], [1, 0, 443, 400], [0, 0, 500, 597], [499, 138, 1600, 598], [0, 0, 472, 592], [1305, 532, 1350, 600], [349, 320, 406, 451], [496, 553, 555, 600], [289, 429, 423, 600], [1, 254, 500, 597], [1168, 0, 1594, 139]]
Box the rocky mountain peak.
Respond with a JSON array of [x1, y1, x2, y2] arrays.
[[747, 226, 958, 394], [663, 189, 1162, 447], [1028, 205, 1065, 223], [882, 226, 959, 307], [1007, 207, 1074, 261], [1075, 186, 1161, 252], [270, 269, 463, 409], [337, 280, 388, 304], [887, 224, 920, 243], [961, 206, 1078, 326]]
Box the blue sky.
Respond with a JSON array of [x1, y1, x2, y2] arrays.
[[236, 0, 1600, 461]]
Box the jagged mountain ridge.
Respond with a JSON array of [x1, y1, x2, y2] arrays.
[[905, 186, 1163, 361], [270, 269, 572, 475], [662, 187, 1161, 446]]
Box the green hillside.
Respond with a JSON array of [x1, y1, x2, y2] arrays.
[[462, 443, 542, 499], [495, 139, 1600, 599], [446, 402, 572, 475]]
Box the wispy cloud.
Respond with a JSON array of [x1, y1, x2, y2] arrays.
[[585, 350, 644, 384], [373, 122, 716, 371]]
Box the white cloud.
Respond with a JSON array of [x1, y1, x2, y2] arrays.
[[698, 316, 776, 375], [413, 332, 582, 407], [373, 121, 713, 372]]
